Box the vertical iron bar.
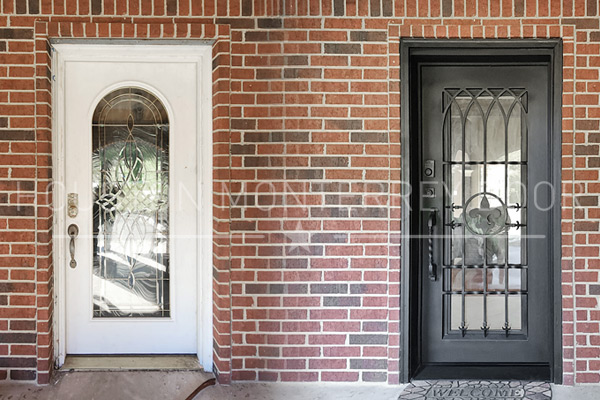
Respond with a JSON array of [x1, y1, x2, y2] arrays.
[[460, 93, 467, 335], [504, 95, 511, 335], [483, 241, 488, 335], [521, 97, 528, 333], [482, 91, 489, 335], [443, 94, 451, 333]]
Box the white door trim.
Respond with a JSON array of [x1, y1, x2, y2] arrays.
[[51, 43, 213, 371]]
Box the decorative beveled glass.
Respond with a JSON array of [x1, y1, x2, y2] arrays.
[[92, 87, 170, 318]]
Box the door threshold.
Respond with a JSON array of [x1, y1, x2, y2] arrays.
[[413, 363, 551, 381], [60, 355, 203, 371]]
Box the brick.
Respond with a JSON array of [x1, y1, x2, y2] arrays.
[[284, 68, 322, 79], [0, 206, 35, 217], [0, 333, 35, 343], [285, 169, 323, 180], [257, 18, 282, 29], [256, 69, 282, 79], [350, 31, 387, 41], [350, 284, 387, 294], [349, 334, 388, 345], [590, 285, 600, 295], [285, 245, 323, 256], [282, 321, 320, 332], [28, 0, 39, 14], [324, 43, 361, 54], [0, 130, 35, 141], [91, 1, 102, 15], [321, 372, 359, 381], [325, 119, 362, 130], [310, 207, 348, 218], [309, 358, 347, 369], [350, 207, 387, 218], [166, 0, 177, 15], [282, 347, 320, 357], [370, 0, 381, 16], [231, 221, 256, 231], [351, 132, 388, 142], [0, 357, 36, 368], [10, 370, 36, 380], [231, 144, 255, 154], [231, 119, 256, 130], [0, 28, 33, 39], [281, 372, 318, 382], [310, 233, 347, 243], [310, 284, 348, 294], [333, 0, 344, 15], [0, 283, 35, 293], [311, 182, 350, 192], [245, 31, 272, 41], [576, 196, 598, 206], [270, 284, 308, 294], [10, 320, 35, 331], [323, 296, 361, 307], [311, 157, 348, 167], [362, 371, 387, 382], [349, 359, 387, 369], [362, 321, 387, 332], [575, 221, 599, 231]]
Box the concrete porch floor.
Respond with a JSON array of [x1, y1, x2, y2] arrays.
[[0, 371, 599, 399]]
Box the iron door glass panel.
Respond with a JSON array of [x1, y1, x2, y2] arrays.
[[92, 87, 170, 318], [442, 89, 527, 336]]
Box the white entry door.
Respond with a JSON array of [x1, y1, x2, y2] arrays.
[[53, 44, 212, 357]]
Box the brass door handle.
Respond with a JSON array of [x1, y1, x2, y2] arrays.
[[68, 224, 79, 268]]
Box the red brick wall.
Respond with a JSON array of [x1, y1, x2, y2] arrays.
[[0, 0, 597, 386]]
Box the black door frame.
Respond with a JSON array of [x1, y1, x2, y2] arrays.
[[399, 39, 563, 383]]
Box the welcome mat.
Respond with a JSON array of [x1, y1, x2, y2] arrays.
[[398, 381, 551, 400]]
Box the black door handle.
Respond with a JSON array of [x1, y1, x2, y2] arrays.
[[427, 210, 437, 281]]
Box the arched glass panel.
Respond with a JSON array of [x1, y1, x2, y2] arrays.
[[443, 88, 528, 335], [92, 87, 170, 318]]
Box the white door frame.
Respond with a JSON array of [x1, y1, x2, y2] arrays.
[[51, 43, 214, 371]]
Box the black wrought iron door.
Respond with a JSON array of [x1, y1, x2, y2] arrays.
[[419, 64, 553, 377]]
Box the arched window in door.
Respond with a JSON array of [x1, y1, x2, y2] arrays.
[[91, 87, 170, 318]]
